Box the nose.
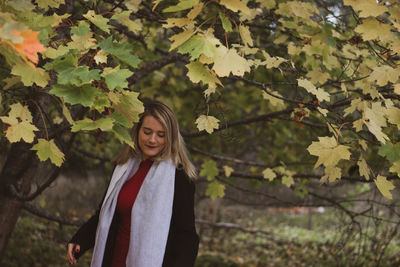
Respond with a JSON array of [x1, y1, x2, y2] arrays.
[[149, 133, 157, 143]]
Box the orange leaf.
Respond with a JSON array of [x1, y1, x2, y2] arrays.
[[14, 30, 46, 64]]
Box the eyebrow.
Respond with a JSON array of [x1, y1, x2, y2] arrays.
[[143, 127, 165, 133]]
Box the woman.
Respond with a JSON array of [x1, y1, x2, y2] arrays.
[[67, 101, 199, 267]]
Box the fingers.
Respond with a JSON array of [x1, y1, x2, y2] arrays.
[[67, 243, 80, 264]]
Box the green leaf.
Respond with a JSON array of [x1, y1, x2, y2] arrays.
[[163, 0, 199, 12], [36, 0, 64, 9], [31, 138, 65, 167], [219, 11, 232, 32], [83, 10, 112, 34], [205, 180, 225, 200], [112, 112, 131, 128], [58, 66, 101, 86], [186, 61, 222, 87], [178, 33, 220, 59], [11, 62, 49, 87], [199, 160, 219, 181], [70, 21, 91, 36], [112, 91, 144, 127], [101, 66, 133, 90], [71, 117, 114, 132], [112, 125, 134, 148], [378, 142, 400, 162], [50, 84, 98, 107], [99, 37, 141, 68]]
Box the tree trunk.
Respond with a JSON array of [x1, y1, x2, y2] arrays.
[[0, 142, 37, 262]]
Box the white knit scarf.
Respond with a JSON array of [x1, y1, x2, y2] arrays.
[[91, 157, 176, 267]]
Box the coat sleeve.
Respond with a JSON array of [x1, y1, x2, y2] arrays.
[[68, 208, 100, 259], [163, 170, 199, 267]]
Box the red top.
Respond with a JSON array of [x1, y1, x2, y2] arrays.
[[111, 159, 153, 267]]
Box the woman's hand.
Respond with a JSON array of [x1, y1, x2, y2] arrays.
[[67, 243, 80, 264]]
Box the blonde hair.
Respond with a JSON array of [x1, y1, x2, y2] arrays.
[[113, 100, 197, 180]]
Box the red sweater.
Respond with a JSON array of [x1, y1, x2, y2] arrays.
[[111, 159, 153, 267]]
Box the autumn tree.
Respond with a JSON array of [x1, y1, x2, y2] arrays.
[[1, 0, 400, 261]]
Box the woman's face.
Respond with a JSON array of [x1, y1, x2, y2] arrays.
[[138, 115, 166, 160]]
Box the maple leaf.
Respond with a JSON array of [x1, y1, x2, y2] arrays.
[[262, 168, 277, 181], [239, 24, 253, 46], [357, 156, 370, 181], [11, 61, 49, 87], [220, 0, 251, 15], [223, 165, 234, 177], [385, 106, 400, 130], [111, 11, 142, 34], [262, 91, 285, 109], [205, 180, 225, 200], [188, 3, 203, 20], [389, 161, 400, 176], [374, 175, 395, 199], [50, 84, 98, 107], [307, 136, 351, 168], [0, 102, 38, 143], [343, 0, 388, 18], [112, 125, 134, 148], [219, 11, 233, 32], [297, 78, 330, 102], [112, 91, 144, 127], [169, 28, 195, 51], [321, 166, 341, 183], [101, 66, 133, 90], [200, 160, 219, 181], [355, 18, 393, 42], [212, 47, 251, 77], [62, 103, 74, 125], [368, 65, 400, 86], [164, 18, 191, 28], [36, 0, 64, 9], [178, 31, 220, 59], [13, 30, 46, 64], [282, 174, 294, 187], [306, 69, 330, 85], [262, 51, 286, 69], [378, 142, 400, 162], [31, 139, 65, 167], [71, 117, 114, 132], [186, 61, 222, 88], [84, 10, 112, 34], [195, 115, 220, 134], [99, 37, 141, 68], [163, 0, 199, 12]]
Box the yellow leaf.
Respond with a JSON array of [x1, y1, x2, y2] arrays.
[[353, 119, 364, 132], [62, 103, 74, 125], [223, 165, 234, 177], [31, 138, 65, 167], [385, 106, 400, 130], [389, 161, 400, 176], [220, 0, 251, 15], [164, 18, 191, 28], [359, 140, 368, 150], [204, 84, 217, 97], [321, 166, 341, 183], [297, 78, 330, 102], [358, 156, 370, 180], [307, 136, 351, 168], [262, 91, 285, 109], [306, 69, 329, 85], [169, 29, 195, 51], [212, 47, 251, 77], [262, 51, 286, 68], [94, 50, 108, 64], [239, 24, 253, 46], [394, 84, 400, 94], [343, 0, 388, 18], [282, 172, 294, 187], [368, 65, 400, 86], [355, 18, 393, 42], [195, 115, 220, 134], [187, 3, 204, 20], [262, 168, 276, 181], [374, 175, 395, 199]]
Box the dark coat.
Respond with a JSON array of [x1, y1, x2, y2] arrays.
[[69, 169, 199, 267]]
